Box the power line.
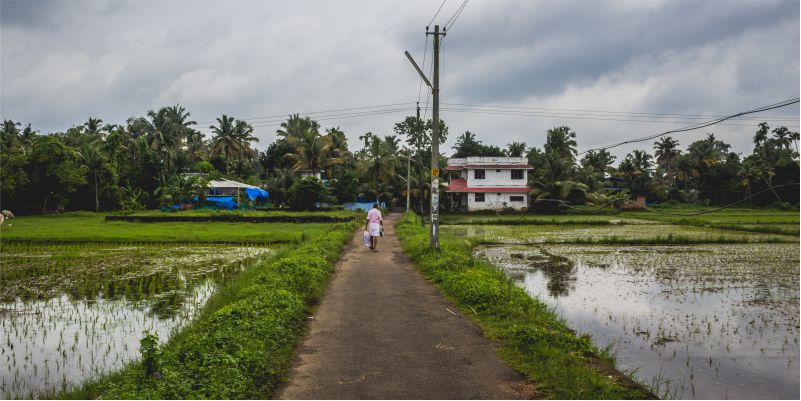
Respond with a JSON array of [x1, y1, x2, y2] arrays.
[[198, 107, 416, 132], [196, 102, 415, 125], [440, 102, 799, 122], [576, 97, 800, 155], [436, 106, 800, 127], [428, 0, 448, 26], [444, 0, 469, 30]]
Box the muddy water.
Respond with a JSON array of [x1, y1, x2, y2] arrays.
[[477, 244, 800, 399], [0, 244, 271, 399]]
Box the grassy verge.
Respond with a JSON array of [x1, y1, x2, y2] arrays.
[[0, 212, 333, 243], [396, 213, 653, 399], [59, 220, 359, 399], [113, 209, 359, 218]]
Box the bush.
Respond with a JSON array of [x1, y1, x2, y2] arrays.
[[287, 178, 329, 211]]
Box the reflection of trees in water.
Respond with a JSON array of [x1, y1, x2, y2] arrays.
[[535, 249, 577, 297]]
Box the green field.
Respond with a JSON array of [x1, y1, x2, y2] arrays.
[[0, 211, 359, 399], [0, 212, 334, 243]]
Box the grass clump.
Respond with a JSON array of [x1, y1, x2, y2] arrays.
[[396, 212, 653, 400], [63, 221, 358, 399]]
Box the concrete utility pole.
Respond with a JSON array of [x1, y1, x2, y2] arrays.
[[405, 25, 445, 249], [428, 24, 445, 249]]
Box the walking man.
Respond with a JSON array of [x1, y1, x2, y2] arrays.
[[365, 203, 383, 252]]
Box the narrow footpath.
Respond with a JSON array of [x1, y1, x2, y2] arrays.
[[278, 213, 537, 399]]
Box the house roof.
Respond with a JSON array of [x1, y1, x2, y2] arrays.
[[207, 178, 258, 189], [444, 179, 529, 193], [445, 164, 533, 171]]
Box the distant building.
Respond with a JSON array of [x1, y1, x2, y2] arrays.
[[444, 157, 532, 211], [207, 178, 260, 195], [297, 170, 322, 180]]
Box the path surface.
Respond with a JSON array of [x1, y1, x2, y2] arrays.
[[278, 213, 537, 399]]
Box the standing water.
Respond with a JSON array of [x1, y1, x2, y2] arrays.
[[476, 243, 799, 399], [0, 243, 271, 398]]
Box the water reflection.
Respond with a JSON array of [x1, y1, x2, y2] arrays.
[[476, 246, 577, 297], [476, 243, 800, 399], [0, 243, 271, 399]]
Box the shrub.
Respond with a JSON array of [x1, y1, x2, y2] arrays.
[[287, 178, 329, 211]]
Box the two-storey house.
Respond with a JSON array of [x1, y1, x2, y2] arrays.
[[444, 157, 532, 211]]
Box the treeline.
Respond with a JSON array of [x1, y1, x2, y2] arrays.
[[1, 103, 798, 215], [451, 124, 799, 209]]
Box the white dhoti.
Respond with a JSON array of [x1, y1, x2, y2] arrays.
[[368, 222, 381, 237]]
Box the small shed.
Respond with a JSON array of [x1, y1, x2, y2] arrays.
[[207, 178, 269, 201]]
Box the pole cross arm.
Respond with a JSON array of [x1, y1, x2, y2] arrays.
[[405, 51, 432, 88]]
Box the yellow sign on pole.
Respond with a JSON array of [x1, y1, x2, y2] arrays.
[[431, 167, 440, 177]]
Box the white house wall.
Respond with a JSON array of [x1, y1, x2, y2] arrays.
[[467, 169, 527, 188], [467, 192, 528, 211]]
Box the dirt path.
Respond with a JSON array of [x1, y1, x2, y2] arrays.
[[277, 213, 537, 399]]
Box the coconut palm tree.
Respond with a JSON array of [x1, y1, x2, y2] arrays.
[[360, 136, 397, 203], [322, 127, 350, 177], [210, 115, 258, 174], [78, 141, 110, 212], [506, 141, 527, 157], [284, 128, 324, 175], [544, 126, 578, 163], [654, 136, 680, 192]]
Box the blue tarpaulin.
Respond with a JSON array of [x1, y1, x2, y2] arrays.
[[206, 196, 237, 210], [245, 187, 270, 201], [343, 201, 386, 211]]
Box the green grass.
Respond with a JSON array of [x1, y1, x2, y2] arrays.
[[59, 220, 359, 399], [618, 208, 799, 236], [396, 213, 653, 400], [115, 209, 359, 218], [0, 212, 333, 243], [438, 214, 651, 226]]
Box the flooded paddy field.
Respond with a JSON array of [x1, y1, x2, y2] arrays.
[[445, 223, 798, 244], [469, 231, 799, 398], [0, 242, 271, 398]]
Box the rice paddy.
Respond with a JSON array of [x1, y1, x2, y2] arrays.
[[0, 242, 271, 399], [446, 209, 800, 399]]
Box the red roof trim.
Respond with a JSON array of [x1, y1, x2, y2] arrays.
[[445, 164, 533, 170], [445, 186, 529, 193]]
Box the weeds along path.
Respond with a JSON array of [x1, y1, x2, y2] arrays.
[[278, 213, 537, 399]]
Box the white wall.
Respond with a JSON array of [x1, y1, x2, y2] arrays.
[[466, 168, 527, 188], [467, 192, 528, 211]]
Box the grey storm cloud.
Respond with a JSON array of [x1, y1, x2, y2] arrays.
[[1, 0, 799, 159]]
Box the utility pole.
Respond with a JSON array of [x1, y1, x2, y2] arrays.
[[427, 24, 445, 249], [405, 24, 445, 249]]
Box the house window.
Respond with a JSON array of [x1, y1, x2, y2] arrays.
[[474, 193, 485, 202], [510, 195, 525, 202], [511, 170, 524, 180], [474, 169, 485, 179]]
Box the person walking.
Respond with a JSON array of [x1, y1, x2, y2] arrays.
[[365, 203, 384, 252]]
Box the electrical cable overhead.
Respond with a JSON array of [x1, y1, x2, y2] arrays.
[[576, 97, 800, 155], [428, 0, 448, 26], [444, 0, 469, 31], [440, 102, 799, 122], [435, 106, 799, 128], [196, 102, 416, 126]]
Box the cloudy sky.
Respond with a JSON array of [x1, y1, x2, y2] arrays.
[[2, 0, 799, 159]]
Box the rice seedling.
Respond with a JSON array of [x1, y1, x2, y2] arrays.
[[0, 242, 271, 399], [476, 243, 799, 399]]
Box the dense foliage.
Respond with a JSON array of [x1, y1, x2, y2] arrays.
[[2, 104, 797, 215]]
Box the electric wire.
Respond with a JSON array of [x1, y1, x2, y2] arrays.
[[196, 102, 415, 125], [576, 98, 800, 155], [444, 0, 469, 30], [436, 106, 799, 128], [428, 0, 448, 26], [440, 102, 799, 122]]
